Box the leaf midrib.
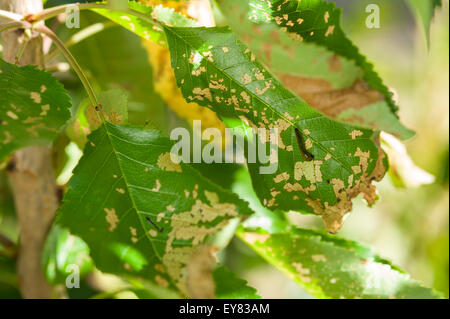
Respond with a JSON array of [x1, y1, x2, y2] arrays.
[[101, 122, 171, 280]]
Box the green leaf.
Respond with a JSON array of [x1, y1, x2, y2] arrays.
[[57, 121, 252, 295], [164, 26, 388, 233], [264, 1, 396, 107], [217, 0, 414, 140], [41, 225, 94, 285], [68, 12, 160, 109], [91, 0, 197, 47], [232, 168, 289, 234], [407, 0, 442, 47], [66, 89, 129, 154], [60, 11, 166, 144], [214, 265, 261, 299], [97, 89, 128, 124], [0, 59, 71, 159], [61, 3, 193, 133], [84, 89, 129, 130], [218, 0, 360, 90], [238, 227, 442, 299]]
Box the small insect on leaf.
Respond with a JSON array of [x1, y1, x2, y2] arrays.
[[145, 216, 163, 233], [295, 128, 314, 161]]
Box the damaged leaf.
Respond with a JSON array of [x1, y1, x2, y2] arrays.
[[0, 59, 71, 159], [186, 244, 217, 299], [57, 121, 252, 296], [217, 0, 414, 139], [164, 26, 388, 233], [85, 89, 129, 129], [91, 0, 197, 47], [238, 227, 442, 299]]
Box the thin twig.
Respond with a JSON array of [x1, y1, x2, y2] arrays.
[[34, 24, 99, 109], [43, 62, 70, 73], [15, 30, 31, 64], [32, 3, 109, 22], [33, 2, 162, 29], [0, 20, 30, 33]]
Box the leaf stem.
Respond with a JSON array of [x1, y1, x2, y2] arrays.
[[15, 30, 32, 64], [32, 3, 109, 22], [12, 1, 165, 124], [0, 20, 31, 34], [32, 2, 162, 29], [34, 24, 99, 110]]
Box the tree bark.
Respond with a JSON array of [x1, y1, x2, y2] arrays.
[[1, 0, 57, 298]]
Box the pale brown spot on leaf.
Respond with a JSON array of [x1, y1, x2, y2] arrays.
[[157, 152, 182, 172], [6, 111, 18, 120], [274, 172, 290, 183], [350, 130, 364, 140], [104, 208, 119, 232], [325, 25, 335, 37], [155, 275, 169, 288], [327, 54, 342, 72], [152, 179, 161, 192], [186, 245, 217, 299], [307, 148, 387, 234], [243, 232, 270, 244], [30, 92, 41, 104]]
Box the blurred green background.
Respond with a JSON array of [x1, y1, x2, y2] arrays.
[[0, 0, 448, 298]]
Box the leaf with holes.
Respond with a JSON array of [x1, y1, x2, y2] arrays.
[[57, 121, 252, 295], [0, 59, 71, 159], [217, 0, 414, 140], [238, 227, 442, 299], [164, 26, 388, 233]]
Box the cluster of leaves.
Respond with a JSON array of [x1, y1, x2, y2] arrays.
[[0, 0, 444, 299]]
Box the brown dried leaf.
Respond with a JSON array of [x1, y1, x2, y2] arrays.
[[277, 74, 385, 120]]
